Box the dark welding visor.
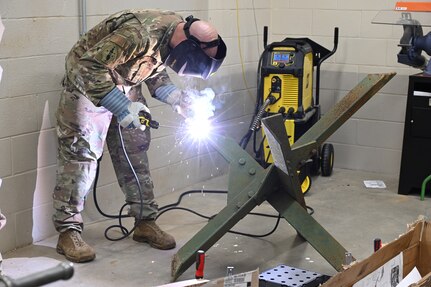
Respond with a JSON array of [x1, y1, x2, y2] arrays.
[[165, 16, 227, 79]]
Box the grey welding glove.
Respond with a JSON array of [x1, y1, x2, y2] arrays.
[[100, 87, 150, 130], [154, 84, 215, 119]]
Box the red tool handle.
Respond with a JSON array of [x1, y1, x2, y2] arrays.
[[374, 238, 382, 252], [195, 250, 205, 279]]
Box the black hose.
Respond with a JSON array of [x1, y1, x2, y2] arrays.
[[239, 53, 265, 149], [92, 124, 145, 241], [156, 189, 315, 238]]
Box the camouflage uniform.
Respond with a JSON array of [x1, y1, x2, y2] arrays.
[[53, 10, 183, 232]]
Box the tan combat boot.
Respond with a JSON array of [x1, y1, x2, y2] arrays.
[[133, 220, 176, 250], [56, 229, 96, 263]]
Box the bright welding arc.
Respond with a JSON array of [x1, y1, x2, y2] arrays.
[[185, 88, 216, 141]]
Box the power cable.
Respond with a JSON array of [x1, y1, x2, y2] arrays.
[[156, 189, 315, 238], [92, 125, 145, 241]]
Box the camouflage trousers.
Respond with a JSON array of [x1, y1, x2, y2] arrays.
[[52, 82, 158, 233]]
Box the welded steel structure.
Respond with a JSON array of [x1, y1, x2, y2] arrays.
[[171, 73, 396, 281]]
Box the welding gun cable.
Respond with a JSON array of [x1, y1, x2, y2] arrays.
[[229, 215, 281, 238], [93, 156, 129, 220], [156, 189, 315, 238], [93, 156, 116, 218], [239, 130, 253, 149], [265, 148, 272, 164], [92, 85, 146, 240], [239, 54, 264, 150], [158, 189, 228, 212], [239, 95, 272, 150], [250, 97, 272, 131], [92, 125, 146, 241], [157, 189, 315, 219], [92, 171, 131, 236], [157, 204, 316, 238], [157, 205, 282, 238], [102, 124, 145, 241], [157, 206, 213, 220], [253, 132, 266, 163]]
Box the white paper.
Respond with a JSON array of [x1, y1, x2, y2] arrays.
[[364, 180, 387, 189], [223, 271, 253, 287], [413, 90, 431, 97], [353, 252, 403, 287], [396, 267, 421, 287]]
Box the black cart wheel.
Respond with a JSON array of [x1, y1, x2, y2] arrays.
[[321, 143, 334, 176]]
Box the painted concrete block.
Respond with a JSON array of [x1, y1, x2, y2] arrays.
[[0, 97, 39, 138], [0, 55, 64, 98], [313, 10, 361, 37], [0, 18, 78, 58], [357, 119, 404, 150], [0, 139, 11, 178], [0, 171, 37, 214], [0, 0, 78, 18], [332, 143, 402, 174]]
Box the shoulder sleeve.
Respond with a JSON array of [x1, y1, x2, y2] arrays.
[[69, 26, 145, 105]]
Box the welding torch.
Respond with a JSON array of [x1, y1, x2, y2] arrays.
[[139, 111, 159, 129]]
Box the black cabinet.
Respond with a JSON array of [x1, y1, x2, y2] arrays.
[[398, 73, 431, 195]]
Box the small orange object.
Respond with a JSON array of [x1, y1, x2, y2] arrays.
[[395, 2, 431, 12]]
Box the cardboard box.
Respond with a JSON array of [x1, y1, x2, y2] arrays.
[[202, 269, 259, 287], [323, 218, 431, 287], [158, 269, 259, 287], [157, 278, 210, 287]]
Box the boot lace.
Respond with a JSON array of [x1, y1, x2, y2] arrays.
[[69, 231, 86, 247]]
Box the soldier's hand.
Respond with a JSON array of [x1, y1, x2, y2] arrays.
[[169, 89, 200, 118], [119, 102, 151, 130]]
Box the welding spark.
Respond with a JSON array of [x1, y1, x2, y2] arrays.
[[184, 88, 216, 141], [186, 117, 213, 140]]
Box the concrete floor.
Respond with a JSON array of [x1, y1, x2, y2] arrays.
[[2, 168, 431, 286]]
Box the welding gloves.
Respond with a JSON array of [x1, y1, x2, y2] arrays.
[[168, 89, 198, 118], [154, 84, 215, 119], [100, 87, 150, 130]]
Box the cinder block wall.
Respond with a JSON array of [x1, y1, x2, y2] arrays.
[[269, 0, 430, 175], [0, 0, 428, 253], [0, 0, 242, 253]]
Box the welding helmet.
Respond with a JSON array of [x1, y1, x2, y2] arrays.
[[165, 15, 227, 80]]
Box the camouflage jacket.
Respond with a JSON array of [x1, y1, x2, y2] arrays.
[[64, 9, 183, 105]]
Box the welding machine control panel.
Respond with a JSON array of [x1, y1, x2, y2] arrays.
[[271, 51, 294, 67]]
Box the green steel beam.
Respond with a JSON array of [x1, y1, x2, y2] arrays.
[[209, 135, 267, 204], [262, 113, 349, 271], [170, 73, 395, 281], [267, 189, 347, 271], [171, 135, 278, 280], [291, 73, 396, 167]]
